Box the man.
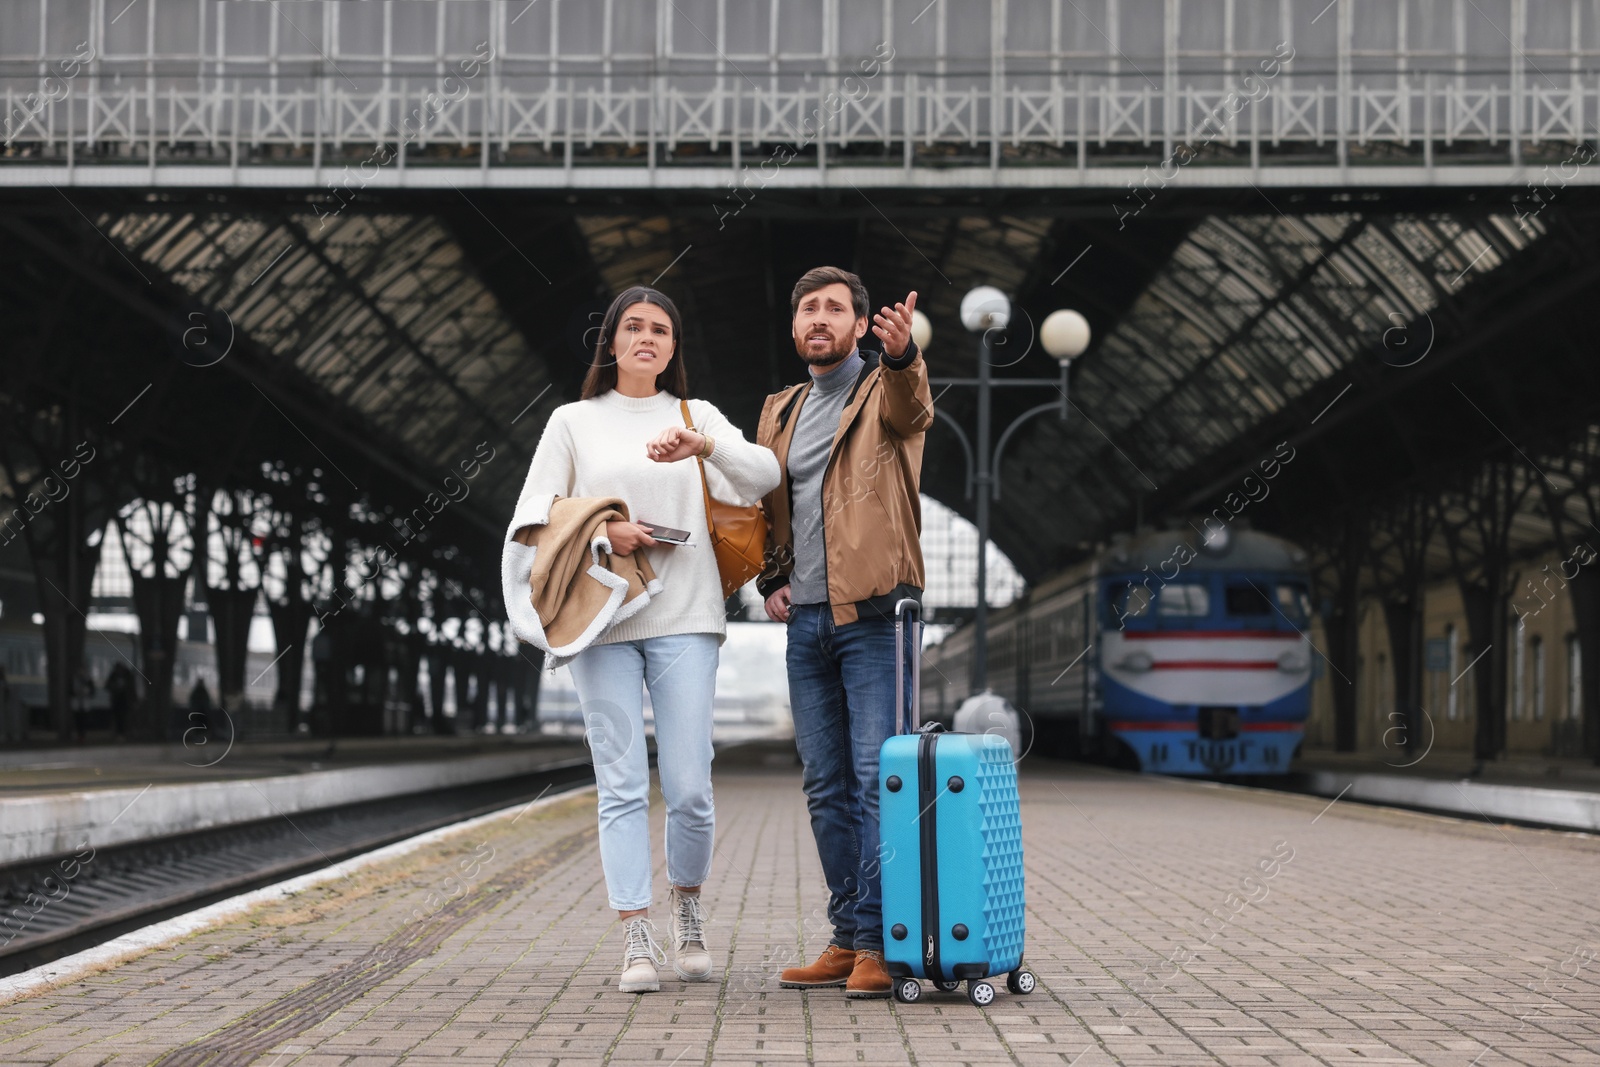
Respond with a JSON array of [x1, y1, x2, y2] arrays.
[[71, 665, 95, 744], [756, 266, 932, 999], [106, 662, 133, 740], [0, 666, 16, 743]]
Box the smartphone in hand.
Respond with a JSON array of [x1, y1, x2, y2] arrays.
[[638, 522, 692, 545]]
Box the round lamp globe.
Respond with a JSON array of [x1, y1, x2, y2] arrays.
[[960, 286, 1011, 332], [910, 308, 933, 352], [1040, 309, 1091, 362]]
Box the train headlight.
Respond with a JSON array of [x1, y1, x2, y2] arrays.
[[1277, 650, 1309, 672], [1116, 651, 1154, 672]]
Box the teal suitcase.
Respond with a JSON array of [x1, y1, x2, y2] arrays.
[[879, 600, 1034, 1007]]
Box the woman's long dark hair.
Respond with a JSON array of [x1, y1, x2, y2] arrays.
[[580, 286, 689, 400]]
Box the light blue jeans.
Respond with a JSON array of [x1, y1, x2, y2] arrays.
[[567, 632, 720, 911]]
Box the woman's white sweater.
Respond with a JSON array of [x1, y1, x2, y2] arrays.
[[508, 389, 781, 645]]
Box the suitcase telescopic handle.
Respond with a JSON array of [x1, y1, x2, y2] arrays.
[[894, 598, 922, 735]]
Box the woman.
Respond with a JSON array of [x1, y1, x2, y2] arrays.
[[512, 286, 779, 992]]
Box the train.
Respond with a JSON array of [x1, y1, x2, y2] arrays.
[[922, 524, 1315, 775], [1, 626, 144, 722]]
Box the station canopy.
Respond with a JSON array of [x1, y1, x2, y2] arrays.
[[15, 187, 1596, 588]]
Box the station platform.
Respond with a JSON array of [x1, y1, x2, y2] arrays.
[[0, 736, 593, 792], [2, 747, 1596, 1066], [1292, 750, 1600, 834], [0, 736, 590, 865], [1294, 749, 1600, 789]]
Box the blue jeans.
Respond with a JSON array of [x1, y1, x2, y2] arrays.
[[786, 603, 909, 952], [568, 633, 720, 911]]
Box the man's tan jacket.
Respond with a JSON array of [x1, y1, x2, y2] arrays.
[[756, 345, 933, 626]]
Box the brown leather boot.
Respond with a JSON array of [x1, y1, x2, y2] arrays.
[[779, 944, 856, 989], [844, 949, 892, 999]]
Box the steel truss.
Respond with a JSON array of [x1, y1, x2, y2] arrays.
[[5, 0, 1600, 187]]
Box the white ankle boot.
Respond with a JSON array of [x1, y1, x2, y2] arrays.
[[619, 917, 665, 993], [669, 888, 712, 981]]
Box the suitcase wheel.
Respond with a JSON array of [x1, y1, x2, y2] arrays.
[[893, 978, 922, 1003], [966, 980, 995, 1007], [934, 979, 961, 993], [1006, 970, 1036, 995]]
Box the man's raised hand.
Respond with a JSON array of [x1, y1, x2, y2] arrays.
[[871, 290, 919, 358]]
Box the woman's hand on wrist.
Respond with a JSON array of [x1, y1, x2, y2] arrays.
[[646, 426, 706, 463]]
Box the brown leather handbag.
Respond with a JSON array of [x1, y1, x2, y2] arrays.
[[681, 400, 766, 599]]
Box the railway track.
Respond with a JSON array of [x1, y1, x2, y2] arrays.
[[0, 760, 596, 977]]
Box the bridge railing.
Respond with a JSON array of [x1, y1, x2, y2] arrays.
[[5, 73, 1597, 170]]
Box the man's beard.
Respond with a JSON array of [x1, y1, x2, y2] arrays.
[[795, 331, 855, 366]]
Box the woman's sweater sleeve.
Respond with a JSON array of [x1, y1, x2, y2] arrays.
[[694, 400, 782, 502], [509, 408, 577, 528]]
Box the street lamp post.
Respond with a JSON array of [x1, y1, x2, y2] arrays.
[[922, 289, 1091, 694]]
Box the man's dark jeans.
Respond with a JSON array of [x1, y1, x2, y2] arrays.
[[786, 602, 910, 952]]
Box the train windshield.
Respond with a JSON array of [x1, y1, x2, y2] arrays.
[[1224, 575, 1311, 627], [1224, 583, 1273, 617], [1158, 584, 1209, 618], [1104, 574, 1309, 630]]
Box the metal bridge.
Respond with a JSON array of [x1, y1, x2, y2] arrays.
[[5, 0, 1600, 190]]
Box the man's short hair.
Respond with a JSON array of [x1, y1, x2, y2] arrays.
[[791, 266, 869, 321]]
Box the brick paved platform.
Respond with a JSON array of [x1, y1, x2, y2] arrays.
[[2, 750, 1597, 1066]]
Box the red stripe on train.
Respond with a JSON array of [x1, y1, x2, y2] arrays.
[[1146, 660, 1280, 670], [1120, 630, 1295, 640], [1108, 721, 1304, 733]]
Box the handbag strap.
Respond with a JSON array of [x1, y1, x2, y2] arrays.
[[680, 399, 717, 535]]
